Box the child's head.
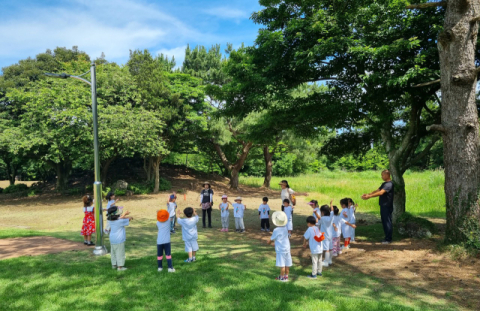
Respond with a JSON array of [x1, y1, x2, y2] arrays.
[[262, 196, 268, 204], [320, 204, 330, 217], [347, 198, 354, 206], [306, 216, 316, 227], [107, 206, 120, 221], [333, 205, 340, 216], [106, 191, 115, 201], [222, 195, 228, 202], [234, 197, 243, 204], [308, 200, 318, 209], [340, 198, 348, 208], [83, 195, 93, 207], [169, 194, 176, 202], [183, 207, 194, 218], [282, 199, 290, 206]]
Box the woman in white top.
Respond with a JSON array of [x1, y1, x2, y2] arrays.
[[278, 180, 308, 211]]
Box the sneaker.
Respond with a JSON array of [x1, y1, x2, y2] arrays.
[[184, 259, 192, 263], [275, 276, 285, 281], [322, 261, 329, 267], [235, 229, 239, 232], [381, 240, 391, 245], [192, 257, 196, 262], [117, 267, 128, 271], [225, 228, 229, 232], [84, 241, 88, 245], [261, 228, 265, 232], [332, 253, 338, 257], [317, 273, 323, 277], [288, 234, 292, 238], [240, 229, 245, 233], [346, 245, 350, 249], [158, 268, 163, 272], [266, 229, 270, 232], [338, 251, 342, 255], [168, 268, 176, 273], [307, 274, 317, 279], [112, 265, 117, 269], [341, 245, 346, 250], [170, 230, 176, 234]]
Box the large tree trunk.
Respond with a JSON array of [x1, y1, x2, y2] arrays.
[[52, 162, 71, 191], [4, 157, 16, 185], [437, 1, 480, 243], [152, 156, 162, 194], [144, 157, 154, 182], [101, 156, 117, 185], [213, 141, 254, 190], [389, 160, 406, 223], [262, 145, 274, 188]]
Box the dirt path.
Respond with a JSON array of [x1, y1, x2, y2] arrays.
[[0, 237, 91, 260]]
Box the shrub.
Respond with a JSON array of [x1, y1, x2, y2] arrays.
[[116, 190, 127, 196], [127, 178, 171, 194], [3, 183, 29, 194]]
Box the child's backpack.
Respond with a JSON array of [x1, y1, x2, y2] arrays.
[[314, 232, 325, 242]]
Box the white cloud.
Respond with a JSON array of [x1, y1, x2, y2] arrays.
[[0, 0, 214, 65], [155, 45, 187, 69], [203, 7, 250, 20]]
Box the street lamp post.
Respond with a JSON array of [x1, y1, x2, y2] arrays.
[[45, 63, 108, 256]]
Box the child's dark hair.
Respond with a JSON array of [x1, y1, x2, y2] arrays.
[[184, 207, 194, 217], [283, 199, 290, 204], [263, 197, 268, 202], [83, 195, 93, 207], [306, 216, 316, 225], [106, 191, 115, 201], [311, 199, 318, 207], [333, 205, 340, 216], [340, 198, 348, 207], [320, 204, 330, 216], [107, 206, 120, 221], [348, 198, 355, 205]]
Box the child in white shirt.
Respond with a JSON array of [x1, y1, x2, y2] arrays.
[[283, 199, 294, 238], [319, 201, 334, 267], [332, 205, 356, 256], [219, 195, 231, 232], [340, 198, 351, 249], [106, 205, 133, 271], [308, 200, 321, 227], [258, 197, 271, 232], [167, 194, 177, 234], [106, 191, 119, 210], [303, 216, 324, 279], [233, 197, 246, 233], [177, 207, 200, 263], [348, 198, 357, 242], [268, 211, 292, 282]]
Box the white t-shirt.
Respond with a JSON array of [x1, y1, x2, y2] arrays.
[[332, 215, 346, 238], [312, 207, 321, 223], [233, 203, 245, 218], [271, 226, 290, 253], [156, 220, 171, 244], [348, 206, 356, 224], [303, 226, 323, 254], [177, 215, 199, 241], [108, 219, 129, 244], [258, 204, 270, 219], [284, 205, 293, 221], [220, 203, 229, 217], [281, 188, 295, 204], [319, 215, 334, 240], [167, 202, 176, 218], [83, 206, 94, 212], [106, 200, 115, 209]]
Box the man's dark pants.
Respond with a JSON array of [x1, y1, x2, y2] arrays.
[[380, 205, 393, 242]]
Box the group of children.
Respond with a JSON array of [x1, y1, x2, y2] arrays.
[[80, 191, 359, 279]]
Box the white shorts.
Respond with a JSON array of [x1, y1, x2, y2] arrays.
[[287, 219, 293, 231], [322, 238, 332, 250], [184, 240, 199, 252], [275, 252, 292, 267]]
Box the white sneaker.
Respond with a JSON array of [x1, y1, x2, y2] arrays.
[[322, 261, 329, 267], [341, 246, 346, 250], [117, 267, 128, 271], [168, 268, 176, 273], [158, 268, 163, 272]]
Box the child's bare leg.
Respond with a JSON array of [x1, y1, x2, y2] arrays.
[[192, 251, 196, 258], [280, 267, 286, 276], [87, 235, 91, 242], [188, 251, 193, 259], [285, 267, 290, 276]]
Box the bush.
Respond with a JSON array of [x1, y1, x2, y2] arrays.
[[127, 178, 171, 194], [397, 212, 436, 238], [3, 183, 29, 194], [27, 189, 41, 197], [116, 189, 127, 196]]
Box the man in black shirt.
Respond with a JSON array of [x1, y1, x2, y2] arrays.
[[362, 170, 394, 244]]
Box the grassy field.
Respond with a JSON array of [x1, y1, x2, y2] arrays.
[[240, 170, 446, 218]]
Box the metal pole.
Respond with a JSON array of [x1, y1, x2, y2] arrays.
[[91, 63, 107, 256]]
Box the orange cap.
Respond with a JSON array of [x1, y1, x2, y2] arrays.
[[157, 209, 169, 222]]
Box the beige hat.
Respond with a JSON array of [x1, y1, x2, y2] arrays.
[[234, 196, 242, 202], [272, 211, 288, 227], [202, 182, 211, 187]]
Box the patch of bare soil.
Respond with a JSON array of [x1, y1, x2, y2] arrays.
[[0, 236, 91, 260]]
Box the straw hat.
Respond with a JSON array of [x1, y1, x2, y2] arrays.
[[234, 196, 242, 202], [157, 209, 169, 222], [202, 181, 211, 187], [272, 211, 288, 227]]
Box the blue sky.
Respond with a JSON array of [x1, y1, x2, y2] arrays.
[[0, 0, 263, 71]]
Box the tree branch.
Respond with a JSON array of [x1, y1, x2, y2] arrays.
[[403, 135, 440, 171], [426, 124, 446, 133], [212, 142, 232, 171], [412, 79, 440, 88], [406, 1, 446, 9], [471, 15, 480, 23]]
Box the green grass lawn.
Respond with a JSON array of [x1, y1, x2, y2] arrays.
[[240, 170, 445, 217], [0, 220, 457, 311]]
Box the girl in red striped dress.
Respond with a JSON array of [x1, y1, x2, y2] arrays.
[[81, 195, 96, 246]]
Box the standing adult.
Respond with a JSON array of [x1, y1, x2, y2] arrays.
[[199, 182, 214, 228], [278, 180, 308, 211], [362, 170, 394, 244]]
